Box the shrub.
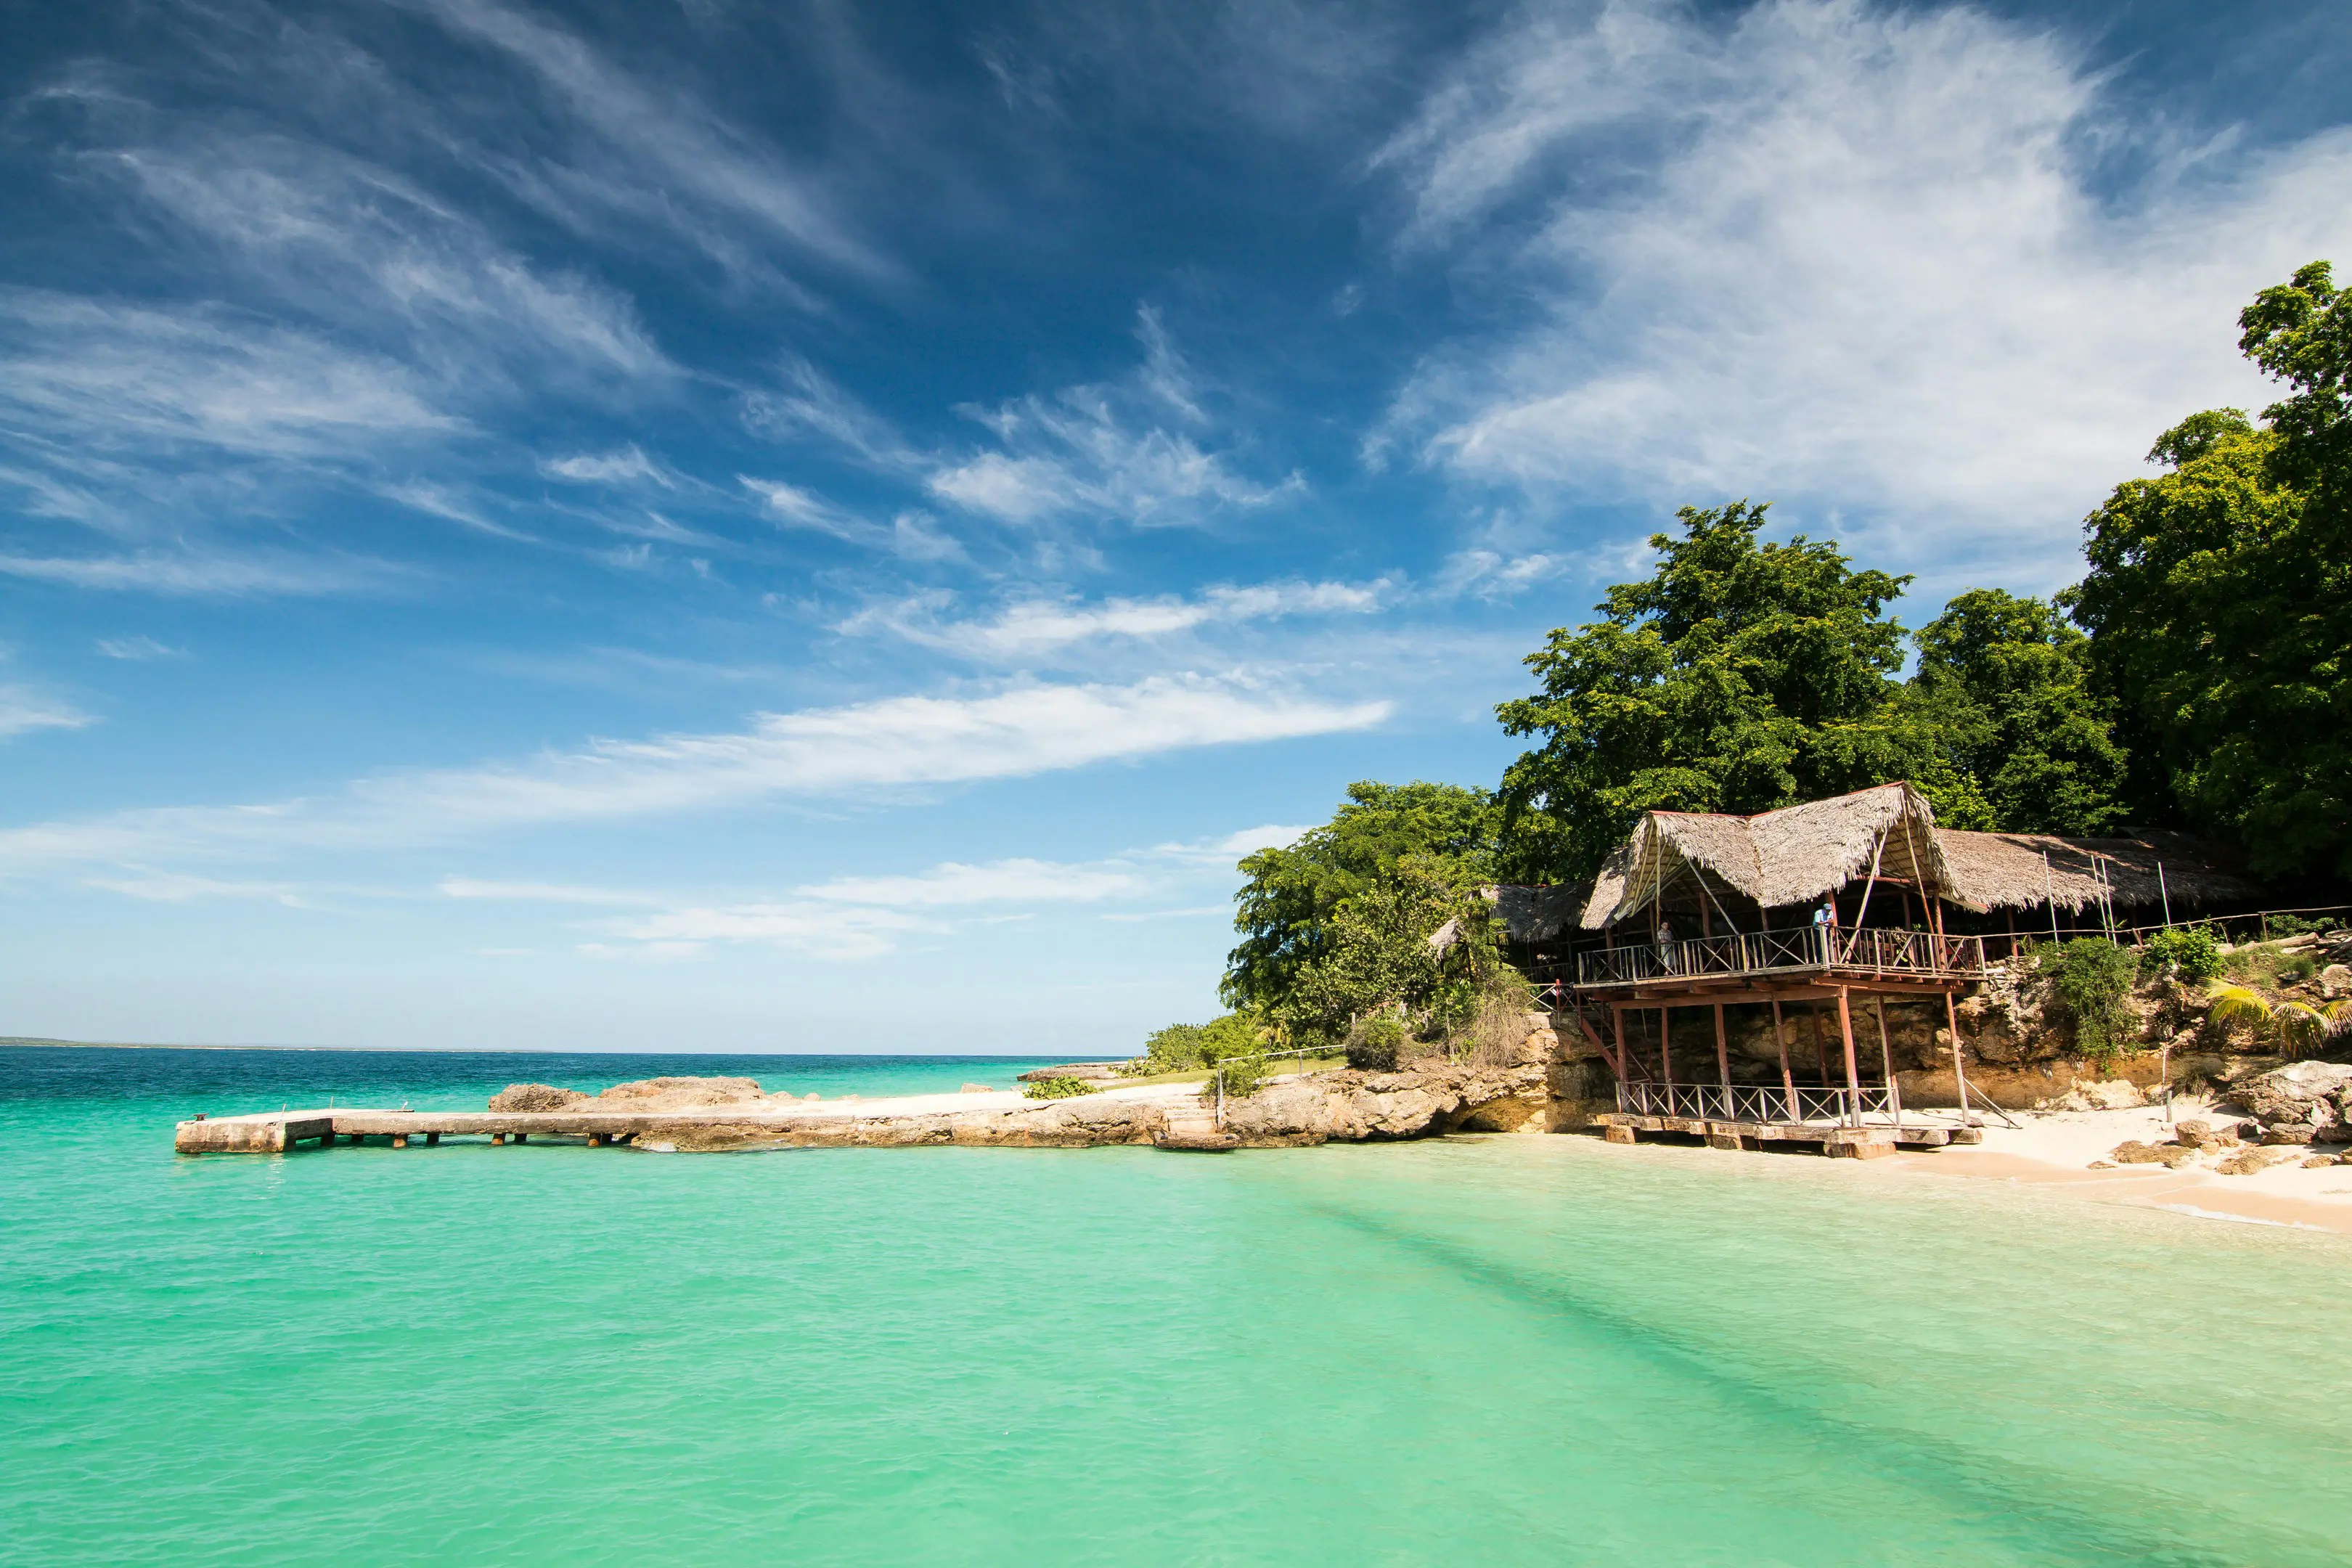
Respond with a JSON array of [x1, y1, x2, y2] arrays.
[[1346, 1014, 1404, 1071], [1212, 1053, 1275, 1100], [2281, 952, 2319, 984], [1023, 1076, 1099, 1101], [2141, 926, 2222, 984], [2037, 937, 2141, 1060]]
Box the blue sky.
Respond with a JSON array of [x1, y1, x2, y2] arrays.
[[2, 0, 2346, 1052]]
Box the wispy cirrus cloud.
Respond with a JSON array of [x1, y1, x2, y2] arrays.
[[94, 636, 187, 661], [0, 683, 95, 738], [841, 578, 1389, 658], [1373, 0, 2352, 587], [0, 676, 1389, 871], [0, 549, 399, 597]]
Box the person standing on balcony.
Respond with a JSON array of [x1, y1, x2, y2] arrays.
[[1655, 916, 1675, 974]]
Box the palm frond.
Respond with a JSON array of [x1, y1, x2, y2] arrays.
[[2205, 983, 2274, 1028], [2273, 1002, 2329, 1058]]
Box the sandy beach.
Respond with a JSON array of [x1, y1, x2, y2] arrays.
[[1841, 1098, 2352, 1234]]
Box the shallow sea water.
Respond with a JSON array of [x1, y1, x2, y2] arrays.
[[5, 1044, 2350, 1566]]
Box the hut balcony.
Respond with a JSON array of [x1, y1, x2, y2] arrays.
[[1573, 926, 1993, 997], [1614, 1079, 1897, 1130]]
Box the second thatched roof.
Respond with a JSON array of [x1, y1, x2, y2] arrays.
[[1567, 783, 2261, 928]]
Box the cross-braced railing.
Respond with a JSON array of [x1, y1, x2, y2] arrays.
[[1576, 926, 1987, 988], [1617, 1079, 1895, 1127]]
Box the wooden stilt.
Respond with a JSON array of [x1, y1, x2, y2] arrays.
[[1658, 1007, 1673, 1088], [1712, 1003, 1731, 1101], [515, 1132, 528, 1144], [587, 1133, 605, 1148], [1771, 999, 1796, 1121], [1944, 989, 1973, 1124], [1873, 995, 1903, 1119], [1612, 1005, 1628, 1082], [1835, 987, 1861, 1126]]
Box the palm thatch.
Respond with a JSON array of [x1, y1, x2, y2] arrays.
[[1570, 783, 2260, 929], [1491, 882, 1590, 944], [1580, 783, 1948, 928], [1935, 829, 2259, 913]]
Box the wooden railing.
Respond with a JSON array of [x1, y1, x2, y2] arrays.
[[1575, 926, 1988, 987], [1617, 1079, 1895, 1127]]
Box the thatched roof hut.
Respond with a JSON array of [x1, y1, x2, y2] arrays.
[[1548, 783, 2258, 931]]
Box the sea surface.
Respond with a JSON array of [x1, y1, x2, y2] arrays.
[[5, 1044, 2349, 1567]]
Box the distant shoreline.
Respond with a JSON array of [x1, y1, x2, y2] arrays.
[[0, 1037, 1054, 1059]]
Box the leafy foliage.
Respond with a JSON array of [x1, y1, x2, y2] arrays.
[[1901, 589, 2128, 834], [1223, 781, 1496, 1014], [1022, 1076, 1100, 1101], [2140, 926, 2223, 984], [1495, 502, 1927, 880], [1264, 856, 1506, 1048], [2036, 938, 2141, 1060], [2070, 261, 2352, 880], [1140, 1013, 1269, 1073], [1344, 1014, 1404, 1072]]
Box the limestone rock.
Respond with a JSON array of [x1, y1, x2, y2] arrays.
[[2086, 1159, 2117, 1169], [2215, 1147, 2290, 1176], [2043, 1079, 2148, 1112], [594, 1075, 766, 1111], [2234, 1062, 2352, 1143], [2303, 1155, 2340, 1168], [2108, 1140, 2168, 1164], [2317, 964, 2351, 1000], [488, 1082, 589, 1112]]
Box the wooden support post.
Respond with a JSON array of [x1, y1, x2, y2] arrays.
[[1873, 995, 1903, 1120], [1772, 999, 1796, 1121], [1659, 1007, 1673, 1088], [1612, 1005, 1628, 1082], [1944, 989, 1973, 1125], [1712, 1003, 1731, 1114], [1810, 1005, 1830, 1082], [1835, 987, 1861, 1126], [1603, 1124, 1638, 1145], [425, 1131, 440, 1147]]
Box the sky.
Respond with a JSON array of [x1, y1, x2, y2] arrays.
[[1, 0, 2347, 1053]]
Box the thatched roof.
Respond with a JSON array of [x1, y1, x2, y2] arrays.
[[1580, 783, 1948, 928], [1936, 829, 2259, 914], [1492, 882, 1590, 944], [1570, 784, 2260, 928]]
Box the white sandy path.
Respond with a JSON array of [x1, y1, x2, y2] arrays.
[[1869, 1098, 2352, 1235]]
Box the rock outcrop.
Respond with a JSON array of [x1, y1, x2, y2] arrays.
[[2231, 1062, 2352, 1144], [1221, 1063, 1549, 1146], [488, 1082, 589, 1111]]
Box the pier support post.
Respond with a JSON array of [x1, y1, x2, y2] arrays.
[[1604, 1124, 1638, 1144], [515, 1133, 528, 1144], [1771, 999, 1796, 1122], [391, 1133, 409, 1149], [1835, 987, 1861, 1126], [1873, 996, 1903, 1120], [1712, 1003, 1731, 1109], [1944, 989, 1974, 1125], [425, 1131, 440, 1147], [587, 1133, 605, 1148], [491, 1132, 505, 1145]]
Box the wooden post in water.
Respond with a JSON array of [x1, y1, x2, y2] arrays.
[[1771, 998, 1797, 1121], [587, 1132, 605, 1148], [1611, 1005, 1628, 1083], [425, 1132, 440, 1147], [515, 1132, 528, 1144], [391, 1133, 409, 1149], [491, 1132, 505, 1145], [1835, 987, 1862, 1126], [1873, 995, 1903, 1120]]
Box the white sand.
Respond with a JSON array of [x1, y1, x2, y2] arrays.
[[1871, 1098, 2352, 1234]]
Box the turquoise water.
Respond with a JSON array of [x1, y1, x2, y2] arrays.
[[6, 1046, 2350, 1566]]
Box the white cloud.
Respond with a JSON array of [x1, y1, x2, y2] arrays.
[[81, 868, 304, 905], [796, 858, 1149, 907], [843, 579, 1387, 658], [1099, 906, 1231, 923], [593, 901, 934, 962], [417, 0, 888, 284], [436, 877, 662, 906], [94, 636, 187, 661], [0, 290, 454, 462], [1151, 822, 1315, 866], [542, 446, 666, 485], [0, 550, 389, 597], [1376, 0, 2352, 584], [0, 684, 95, 738], [0, 677, 1389, 869], [926, 403, 1302, 528]]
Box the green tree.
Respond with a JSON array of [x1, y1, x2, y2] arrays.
[[1495, 501, 1928, 880], [1267, 856, 1503, 1046], [2070, 263, 2351, 878], [1900, 589, 2128, 836], [1222, 780, 1495, 1013]]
